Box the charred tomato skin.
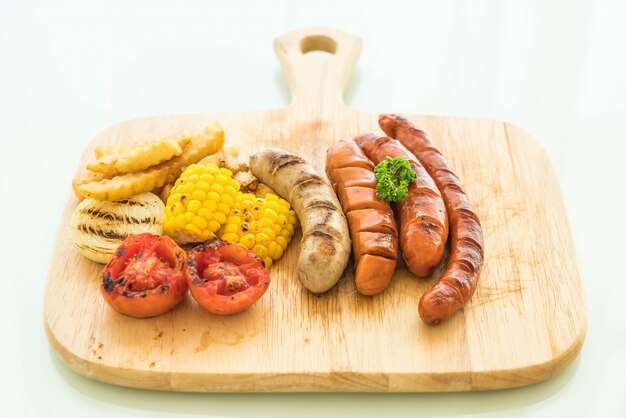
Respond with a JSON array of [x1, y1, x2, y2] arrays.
[[185, 240, 270, 315], [100, 233, 188, 318]]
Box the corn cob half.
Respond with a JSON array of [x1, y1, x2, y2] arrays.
[[219, 193, 298, 267]]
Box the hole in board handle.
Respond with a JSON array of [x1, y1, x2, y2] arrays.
[[300, 35, 337, 59]]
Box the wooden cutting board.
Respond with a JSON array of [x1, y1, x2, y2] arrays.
[[44, 27, 586, 392]]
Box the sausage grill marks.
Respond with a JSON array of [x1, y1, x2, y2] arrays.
[[379, 114, 484, 325], [354, 133, 448, 279], [326, 140, 398, 295]]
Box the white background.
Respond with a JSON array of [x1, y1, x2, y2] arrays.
[[1, 0, 625, 417]]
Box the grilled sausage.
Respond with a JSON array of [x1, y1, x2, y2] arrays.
[[326, 140, 398, 295], [249, 148, 351, 293], [379, 114, 484, 325], [355, 133, 448, 278]]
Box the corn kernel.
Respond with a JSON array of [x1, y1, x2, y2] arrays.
[[215, 174, 228, 186], [211, 183, 224, 194], [183, 182, 195, 194], [198, 208, 213, 221], [184, 211, 195, 223], [260, 218, 273, 229], [249, 221, 261, 234], [217, 203, 231, 214], [171, 202, 184, 216], [201, 230, 215, 241], [213, 211, 226, 224], [222, 233, 239, 244], [185, 223, 202, 237], [218, 168, 232, 177], [192, 189, 207, 201], [255, 233, 270, 247], [226, 215, 241, 225], [242, 210, 255, 222], [253, 245, 268, 258], [276, 236, 288, 250], [206, 191, 220, 203], [187, 200, 202, 213], [263, 208, 278, 222], [269, 242, 283, 259], [240, 234, 255, 249], [208, 220, 221, 233], [220, 194, 234, 207], [222, 224, 239, 234], [203, 199, 218, 212], [224, 185, 237, 196], [193, 216, 207, 230], [175, 214, 187, 229], [199, 173, 214, 184], [261, 227, 276, 241], [167, 193, 182, 206], [266, 201, 280, 214], [264, 257, 273, 268], [196, 181, 211, 192]]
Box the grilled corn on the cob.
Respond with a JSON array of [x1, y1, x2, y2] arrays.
[[163, 163, 240, 244], [219, 193, 297, 267]]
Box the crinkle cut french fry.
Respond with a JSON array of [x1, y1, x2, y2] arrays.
[[72, 170, 113, 200], [77, 123, 225, 201], [94, 136, 192, 159], [87, 138, 183, 175]]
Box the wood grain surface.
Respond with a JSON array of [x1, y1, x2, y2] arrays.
[[43, 27, 586, 392]]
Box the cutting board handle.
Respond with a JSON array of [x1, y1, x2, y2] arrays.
[[274, 27, 362, 109]]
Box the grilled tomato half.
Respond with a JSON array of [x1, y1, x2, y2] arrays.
[[100, 233, 188, 318], [185, 240, 270, 315]]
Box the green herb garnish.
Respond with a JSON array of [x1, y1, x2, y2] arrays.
[[374, 157, 416, 202]]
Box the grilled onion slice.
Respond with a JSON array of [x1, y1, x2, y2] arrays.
[[69, 192, 164, 263]]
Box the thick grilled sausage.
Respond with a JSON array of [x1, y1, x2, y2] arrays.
[[326, 140, 398, 295], [379, 114, 484, 325], [355, 133, 448, 278], [249, 148, 351, 293]]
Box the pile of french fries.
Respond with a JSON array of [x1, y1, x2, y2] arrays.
[[72, 122, 224, 201]]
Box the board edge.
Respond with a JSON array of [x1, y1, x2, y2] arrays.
[[43, 312, 586, 393]]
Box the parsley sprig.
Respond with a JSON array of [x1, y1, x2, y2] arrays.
[[374, 157, 416, 202]]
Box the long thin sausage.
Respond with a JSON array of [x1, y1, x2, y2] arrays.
[[326, 140, 398, 295], [355, 133, 448, 278], [379, 114, 484, 325]]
